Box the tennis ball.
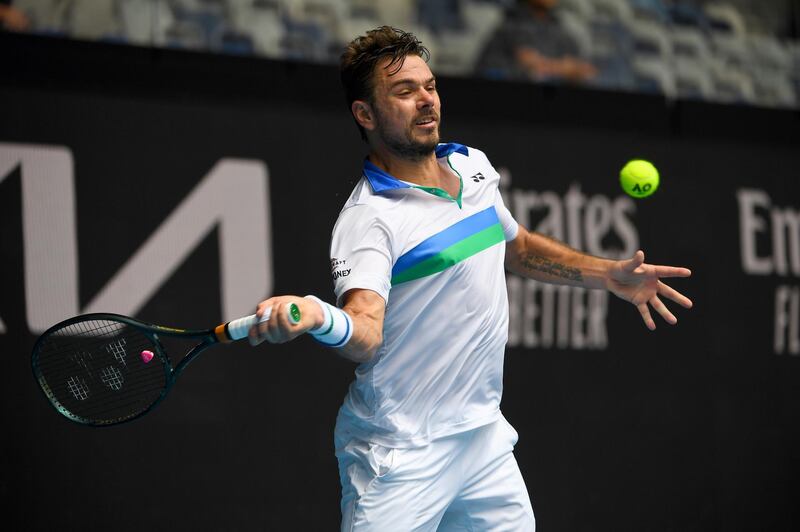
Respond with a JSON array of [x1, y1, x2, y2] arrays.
[[620, 159, 659, 198]]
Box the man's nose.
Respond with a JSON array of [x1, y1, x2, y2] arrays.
[[417, 88, 435, 108]]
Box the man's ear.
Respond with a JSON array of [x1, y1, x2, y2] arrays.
[[351, 100, 376, 132]]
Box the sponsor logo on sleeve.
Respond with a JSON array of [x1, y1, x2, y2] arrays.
[[331, 258, 351, 280]]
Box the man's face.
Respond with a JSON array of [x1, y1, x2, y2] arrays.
[[369, 54, 441, 160]]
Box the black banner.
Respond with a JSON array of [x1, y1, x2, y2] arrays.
[[2, 35, 799, 531]]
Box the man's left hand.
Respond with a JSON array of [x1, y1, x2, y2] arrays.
[[607, 250, 693, 330]]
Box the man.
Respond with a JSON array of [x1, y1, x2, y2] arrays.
[[476, 0, 597, 83], [249, 26, 692, 531], [0, 1, 29, 31]]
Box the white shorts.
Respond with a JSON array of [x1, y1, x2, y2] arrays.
[[336, 416, 536, 531]]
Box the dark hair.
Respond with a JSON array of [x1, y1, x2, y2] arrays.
[[340, 26, 430, 140]]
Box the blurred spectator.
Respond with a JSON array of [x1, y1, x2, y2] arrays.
[[11, 0, 119, 38], [475, 0, 597, 83], [417, 0, 466, 34], [0, 0, 30, 31]]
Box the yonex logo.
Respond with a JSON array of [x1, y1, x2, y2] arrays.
[[471, 173, 485, 183], [332, 269, 351, 280]]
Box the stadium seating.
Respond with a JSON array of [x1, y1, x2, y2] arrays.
[[673, 56, 715, 100], [228, 0, 284, 56], [631, 57, 676, 98], [670, 27, 715, 100], [10, 0, 799, 109], [591, 0, 634, 22], [586, 19, 635, 90], [704, 2, 747, 35]]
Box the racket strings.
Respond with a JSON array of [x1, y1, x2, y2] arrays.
[[34, 319, 169, 424], [37, 362, 165, 422]]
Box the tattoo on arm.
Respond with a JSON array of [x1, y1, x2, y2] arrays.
[[520, 254, 584, 282]]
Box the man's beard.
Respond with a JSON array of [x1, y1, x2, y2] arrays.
[[375, 112, 440, 161]]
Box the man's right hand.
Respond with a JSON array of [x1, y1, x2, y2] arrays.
[[248, 296, 325, 345]]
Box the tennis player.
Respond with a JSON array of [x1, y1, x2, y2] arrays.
[[249, 26, 692, 531]]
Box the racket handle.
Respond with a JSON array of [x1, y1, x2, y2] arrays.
[[221, 303, 301, 342]]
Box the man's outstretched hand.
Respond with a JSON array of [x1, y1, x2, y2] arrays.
[[607, 250, 693, 330]]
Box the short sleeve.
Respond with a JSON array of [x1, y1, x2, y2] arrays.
[[329, 204, 393, 306], [468, 146, 518, 242], [495, 189, 518, 242]]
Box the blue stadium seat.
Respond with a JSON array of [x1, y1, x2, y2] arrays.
[[673, 57, 715, 100], [628, 0, 670, 24], [120, 0, 174, 46], [417, 0, 466, 34], [281, 17, 334, 62], [221, 31, 255, 55], [707, 56, 757, 104], [710, 32, 751, 70], [747, 35, 796, 108], [587, 19, 635, 90], [631, 57, 676, 98], [227, 0, 285, 57], [626, 18, 671, 59], [430, 0, 504, 76], [375, 0, 416, 29], [670, 25, 714, 101], [748, 34, 793, 73], [751, 71, 796, 108], [670, 26, 711, 64], [703, 3, 747, 36], [792, 43, 800, 106], [591, 0, 633, 22], [558, 0, 594, 19], [667, 3, 710, 33], [169, 1, 227, 50]]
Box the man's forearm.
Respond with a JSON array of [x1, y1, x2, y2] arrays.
[[336, 310, 382, 363], [506, 229, 613, 289], [331, 289, 385, 364]]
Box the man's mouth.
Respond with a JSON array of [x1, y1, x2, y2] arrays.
[[415, 116, 437, 126]]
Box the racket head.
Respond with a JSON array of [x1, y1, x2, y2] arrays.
[[31, 314, 173, 426]]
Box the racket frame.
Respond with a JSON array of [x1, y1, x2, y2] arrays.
[[31, 312, 223, 427]]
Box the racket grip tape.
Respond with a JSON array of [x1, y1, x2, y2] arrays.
[[216, 303, 301, 342]]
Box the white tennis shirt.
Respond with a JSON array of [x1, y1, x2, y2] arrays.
[[330, 143, 519, 448]]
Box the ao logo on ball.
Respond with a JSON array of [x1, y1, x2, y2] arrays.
[[620, 159, 660, 198]]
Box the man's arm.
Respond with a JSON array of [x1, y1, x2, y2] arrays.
[[505, 224, 693, 330], [0, 5, 30, 31], [515, 47, 597, 83], [333, 289, 384, 362], [248, 288, 384, 363]]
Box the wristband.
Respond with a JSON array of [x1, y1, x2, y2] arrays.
[[305, 295, 353, 348]]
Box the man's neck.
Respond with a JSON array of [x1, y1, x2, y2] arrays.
[[368, 146, 446, 189]]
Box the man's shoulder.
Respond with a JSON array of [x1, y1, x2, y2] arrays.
[[440, 142, 489, 160], [336, 177, 393, 227], [446, 144, 497, 173], [341, 176, 369, 209]]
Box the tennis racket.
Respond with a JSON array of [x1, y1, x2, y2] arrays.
[[31, 305, 301, 427]]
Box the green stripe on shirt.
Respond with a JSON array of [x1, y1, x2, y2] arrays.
[[391, 223, 505, 285]]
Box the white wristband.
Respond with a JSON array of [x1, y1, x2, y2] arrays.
[[305, 295, 353, 348]]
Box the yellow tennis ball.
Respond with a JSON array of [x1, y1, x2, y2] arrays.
[[620, 159, 660, 198]]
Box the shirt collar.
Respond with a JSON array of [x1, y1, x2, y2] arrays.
[[435, 142, 469, 158], [363, 143, 469, 195]]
